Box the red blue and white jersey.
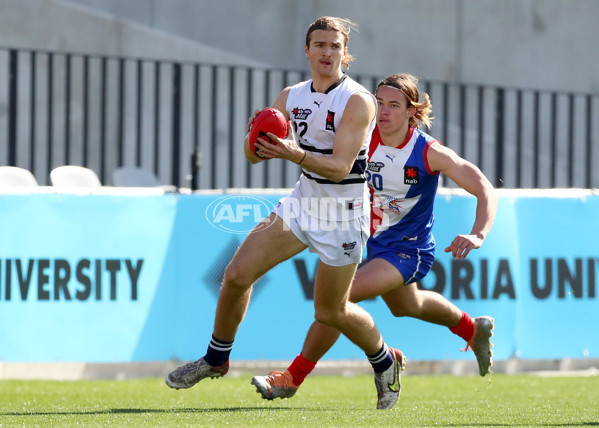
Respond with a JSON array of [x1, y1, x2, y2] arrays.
[[366, 126, 441, 252]]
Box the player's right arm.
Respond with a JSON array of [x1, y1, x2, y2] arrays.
[[255, 91, 375, 181], [307, 92, 375, 182]]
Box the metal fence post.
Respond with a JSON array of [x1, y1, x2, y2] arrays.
[[495, 88, 505, 188], [8, 49, 18, 165], [171, 62, 182, 187]]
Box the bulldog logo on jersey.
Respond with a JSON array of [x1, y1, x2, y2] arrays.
[[325, 110, 335, 131], [292, 107, 312, 120], [404, 166, 419, 185]]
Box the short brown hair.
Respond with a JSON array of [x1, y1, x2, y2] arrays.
[[377, 73, 433, 129], [305, 16, 357, 69]]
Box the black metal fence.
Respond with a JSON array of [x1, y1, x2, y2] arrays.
[[2, 46, 598, 189]]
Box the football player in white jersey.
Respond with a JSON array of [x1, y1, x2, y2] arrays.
[[166, 17, 403, 410], [251, 74, 498, 401]]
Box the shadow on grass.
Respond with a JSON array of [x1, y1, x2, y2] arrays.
[[2, 409, 598, 426], [0, 406, 318, 416]]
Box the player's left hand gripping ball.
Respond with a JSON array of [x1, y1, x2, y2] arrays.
[[248, 108, 290, 158]]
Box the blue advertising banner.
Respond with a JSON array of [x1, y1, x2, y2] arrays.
[[0, 190, 597, 363]]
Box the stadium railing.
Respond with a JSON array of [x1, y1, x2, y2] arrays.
[[1, 47, 597, 189]]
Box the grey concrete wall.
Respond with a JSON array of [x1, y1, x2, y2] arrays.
[[57, 0, 599, 93], [1, 0, 596, 95], [0, 0, 264, 66]]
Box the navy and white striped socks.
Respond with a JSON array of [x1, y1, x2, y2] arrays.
[[367, 342, 393, 373], [204, 334, 233, 367]]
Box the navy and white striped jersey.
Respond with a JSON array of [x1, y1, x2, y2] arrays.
[[286, 75, 375, 221]]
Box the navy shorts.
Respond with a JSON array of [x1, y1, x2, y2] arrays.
[[366, 242, 435, 285]]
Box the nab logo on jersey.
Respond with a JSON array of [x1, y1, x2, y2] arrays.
[[326, 110, 335, 131], [404, 166, 419, 185]]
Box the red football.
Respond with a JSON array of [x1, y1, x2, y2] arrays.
[[248, 108, 289, 157]]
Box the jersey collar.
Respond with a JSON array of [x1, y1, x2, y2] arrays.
[[397, 126, 415, 149], [376, 126, 415, 149], [311, 74, 348, 94]]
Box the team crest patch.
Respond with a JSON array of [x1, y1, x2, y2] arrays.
[[292, 107, 312, 120], [326, 110, 335, 131], [368, 161, 384, 172], [342, 241, 356, 257], [404, 166, 419, 185]]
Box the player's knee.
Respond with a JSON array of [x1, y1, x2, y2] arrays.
[[313, 310, 333, 326], [313, 307, 342, 328], [223, 261, 254, 291], [388, 296, 422, 318], [389, 305, 411, 317]]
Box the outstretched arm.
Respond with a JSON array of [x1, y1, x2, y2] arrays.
[[427, 143, 498, 259]]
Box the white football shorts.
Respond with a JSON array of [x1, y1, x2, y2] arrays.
[[273, 192, 369, 267]]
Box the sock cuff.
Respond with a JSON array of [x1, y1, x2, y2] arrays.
[[367, 343, 393, 374], [204, 334, 234, 367], [287, 353, 317, 387], [209, 334, 234, 352], [450, 312, 475, 342], [295, 353, 317, 370], [367, 342, 389, 364]]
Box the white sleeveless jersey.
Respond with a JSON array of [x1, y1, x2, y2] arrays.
[[286, 75, 375, 221]]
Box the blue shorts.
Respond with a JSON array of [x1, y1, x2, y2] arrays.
[[366, 242, 435, 285]]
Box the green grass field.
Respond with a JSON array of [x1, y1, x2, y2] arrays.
[[1, 374, 597, 427]]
